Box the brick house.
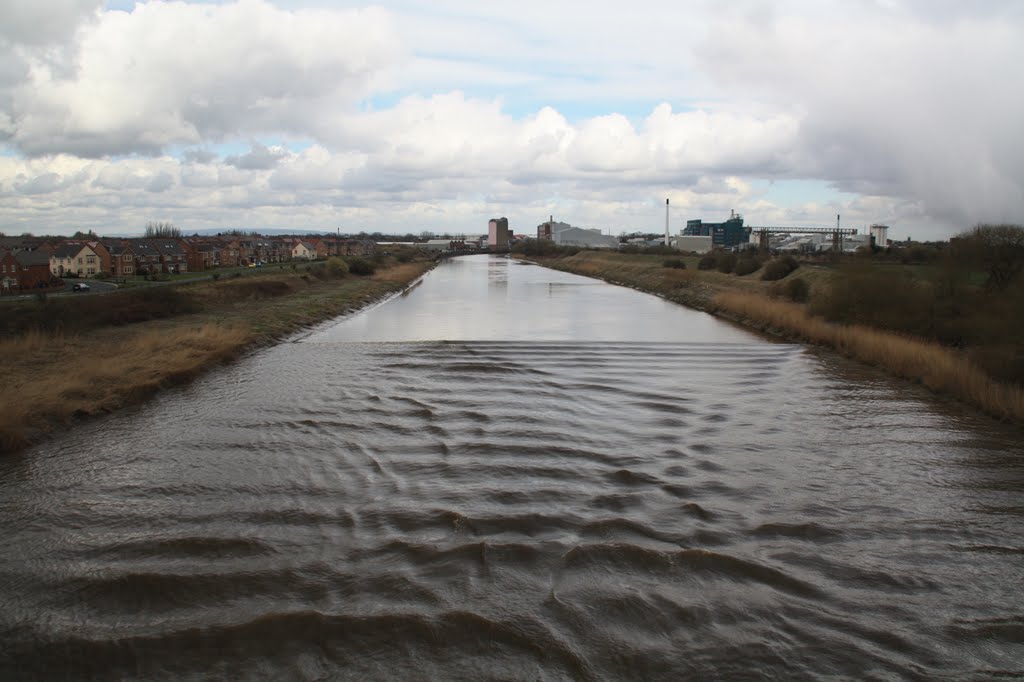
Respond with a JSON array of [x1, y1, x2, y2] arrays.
[[219, 238, 241, 267], [269, 238, 292, 262], [127, 239, 163, 275], [342, 239, 376, 256], [312, 238, 331, 259], [87, 241, 112, 274], [150, 239, 189, 273], [102, 240, 137, 278], [182, 240, 219, 271], [1, 250, 56, 293]]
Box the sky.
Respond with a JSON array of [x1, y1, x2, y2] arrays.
[[0, 0, 1022, 239]]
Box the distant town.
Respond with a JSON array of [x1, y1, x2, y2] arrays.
[[1, 212, 898, 296]]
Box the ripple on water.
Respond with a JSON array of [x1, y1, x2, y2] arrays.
[[2, 336, 1023, 679]]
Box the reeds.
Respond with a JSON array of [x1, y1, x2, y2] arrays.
[[0, 324, 252, 452], [712, 290, 1024, 422]]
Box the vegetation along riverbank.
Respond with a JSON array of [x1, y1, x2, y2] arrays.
[[0, 253, 434, 455], [514, 225, 1024, 424]]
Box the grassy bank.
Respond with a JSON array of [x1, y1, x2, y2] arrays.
[[0, 258, 433, 454], [526, 249, 1024, 424]]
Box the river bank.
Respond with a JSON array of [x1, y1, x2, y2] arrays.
[[525, 250, 1024, 424], [0, 258, 434, 455]]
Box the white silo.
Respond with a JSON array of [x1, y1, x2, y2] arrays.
[[870, 224, 889, 249]]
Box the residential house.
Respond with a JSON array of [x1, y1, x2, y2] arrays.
[[269, 238, 292, 262], [127, 239, 163, 275], [251, 238, 274, 263], [291, 241, 316, 260], [342, 239, 375, 256], [183, 241, 219, 271], [49, 243, 79, 277], [237, 239, 256, 265], [87, 241, 112, 274], [149, 239, 189, 273], [312, 239, 328, 259], [102, 240, 137, 278], [2, 250, 55, 293], [313, 238, 345, 259], [0, 236, 54, 254], [218, 238, 241, 268], [49, 242, 104, 277]]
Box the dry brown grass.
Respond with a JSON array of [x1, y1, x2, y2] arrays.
[[1, 259, 435, 454], [713, 290, 1024, 422], [0, 324, 252, 451], [372, 262, 427, 282], [0, 328, 71, 357]]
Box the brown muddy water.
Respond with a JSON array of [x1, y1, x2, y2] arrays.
[[1, 254, 1022, 679]]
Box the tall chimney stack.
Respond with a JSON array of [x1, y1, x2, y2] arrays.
[[665, 198, 670, 247]]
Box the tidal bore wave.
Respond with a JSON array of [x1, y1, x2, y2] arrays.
[[1, 341, 1023, 679]]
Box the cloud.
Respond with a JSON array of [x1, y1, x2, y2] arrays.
[[146, 171, 175, 193], [15, 172, 71, 195], [0, 0, 1020, 239], [183, 149, 218, 165], [694, 1, 1024, 228], [4, 0, 403, 157], [0, 0, 100, 46], [225, 142, 289, 170]]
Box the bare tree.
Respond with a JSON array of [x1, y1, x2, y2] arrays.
[[144, 221, 182, 238], [955, 224, 1024, 291]]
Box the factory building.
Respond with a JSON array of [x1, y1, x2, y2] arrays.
[[673, 235, 714, 253], [536, 216, 618, 249], [488, 217, 511, 249], [682, 211, 752, 248]]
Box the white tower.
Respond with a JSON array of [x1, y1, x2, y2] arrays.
[[665, 198, 670, 247]]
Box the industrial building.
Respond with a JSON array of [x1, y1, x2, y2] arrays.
[[682, 211, 752, 248], [869, 224, 890, 248], [773, 232, 871, 253], [536, 217, 619, 249], [488, 217, 511, 249], [672, 235, 714, 253]]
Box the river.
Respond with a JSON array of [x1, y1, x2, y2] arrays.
[[1, 254, 1022, 679]]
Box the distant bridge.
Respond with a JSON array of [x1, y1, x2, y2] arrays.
[[752, 226, 858, 251]]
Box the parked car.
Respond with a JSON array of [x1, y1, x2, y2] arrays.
[[72, 283, 90, 292]]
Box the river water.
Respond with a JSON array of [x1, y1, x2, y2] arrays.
[[1, 254, 1022, 680]]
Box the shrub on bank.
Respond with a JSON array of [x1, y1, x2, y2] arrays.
[[663, 258, 686, 270], [715, 252, 737, 274], [733, 258, 761, 276], [346, 257, 376, 276], [326, 257, 349, 278], [809, 265, 935, 339], [761, 256, 800, 281], [770, 276, 810, 302], [697, 255, 717, 271]]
